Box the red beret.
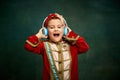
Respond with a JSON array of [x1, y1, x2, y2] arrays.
[[43, 13, 60, 27]]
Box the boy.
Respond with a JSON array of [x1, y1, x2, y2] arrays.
[[24, 13, 89, 80]]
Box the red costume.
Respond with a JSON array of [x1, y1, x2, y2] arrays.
[[24, 31, 89, 80]]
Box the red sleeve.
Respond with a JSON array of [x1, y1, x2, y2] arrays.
[[67, 31, 89, 53], [24, 35, 44, 55]]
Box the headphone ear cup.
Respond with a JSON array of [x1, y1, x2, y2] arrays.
[[64, 27, 68, 36], [42, 28, 48, 36]]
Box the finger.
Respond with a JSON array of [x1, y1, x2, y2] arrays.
[[43, 35, 48, 38]]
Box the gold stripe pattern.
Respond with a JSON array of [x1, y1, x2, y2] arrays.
[[26, 40, 40, 47]]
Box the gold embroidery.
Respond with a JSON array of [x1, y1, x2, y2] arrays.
[[57, 43, 63, 80], [64, 35, 80, 45], [65, 35, 79, 41], [26, 40, 40, 47]]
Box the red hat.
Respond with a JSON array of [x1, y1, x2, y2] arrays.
[[43, 13, 60, 27]]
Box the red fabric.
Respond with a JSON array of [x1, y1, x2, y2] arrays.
[[44, 13, 58, 27], [24, 31, 89, 80]]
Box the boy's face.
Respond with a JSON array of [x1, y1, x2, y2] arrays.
[[47, 19, 64, 42]]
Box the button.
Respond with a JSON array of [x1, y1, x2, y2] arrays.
[[58, 51, 61, 54], [58, 61, 62, 64], [58, 71, 62, 74]]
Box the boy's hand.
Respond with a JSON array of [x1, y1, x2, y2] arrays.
[[36, 28, 48, 39]]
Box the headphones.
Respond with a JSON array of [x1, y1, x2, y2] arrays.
[[42, 15, 68, 36]]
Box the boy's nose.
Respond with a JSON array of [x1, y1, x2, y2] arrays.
[[54, 27, 58, 31]]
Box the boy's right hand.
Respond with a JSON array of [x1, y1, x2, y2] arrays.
[[36, 28, 48, 39]]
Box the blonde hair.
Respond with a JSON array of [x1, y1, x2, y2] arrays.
[[55, 13, 65, 26]]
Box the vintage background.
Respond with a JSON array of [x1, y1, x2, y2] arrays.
[[0, 0, 120, 80]]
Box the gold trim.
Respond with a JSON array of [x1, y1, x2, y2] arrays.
[[65, 35, 80, 45], [68, 44, 72, 80], [57, 43, 63, 80], [26, 40, 40, 47], [49, 42, 60, 80], [44, 42, 60, 80], [65, 35, 79, 41]]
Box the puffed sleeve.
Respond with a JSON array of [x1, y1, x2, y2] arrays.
[[65, 31, 89, 53], [24, 35, 44, 55]]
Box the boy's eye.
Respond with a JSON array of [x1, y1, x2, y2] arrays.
[[49, 26, 54, 29], [58, 26, 61, 28], [58, 26, 62, 28]]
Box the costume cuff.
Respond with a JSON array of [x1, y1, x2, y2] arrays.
[[25, 35, 41, 47], [65, 31, 80, 45]]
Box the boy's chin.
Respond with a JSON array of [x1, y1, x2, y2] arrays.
[[53, 40, 61, 43], [51, 39, 62, 43]]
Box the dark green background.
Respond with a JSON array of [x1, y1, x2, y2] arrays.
[[0, 0, 120, 80]]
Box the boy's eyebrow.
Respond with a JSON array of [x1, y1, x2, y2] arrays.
[[48, 24, 63, 26]]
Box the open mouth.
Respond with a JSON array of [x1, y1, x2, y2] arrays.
[[53, 33, 60, 37]]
